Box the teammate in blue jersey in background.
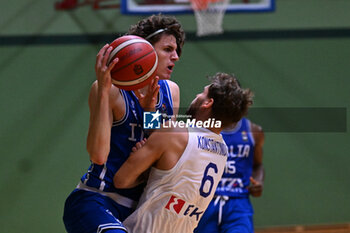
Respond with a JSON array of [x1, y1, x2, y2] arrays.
[[194, 117, 265, 233], [63, 14, 185, 233]]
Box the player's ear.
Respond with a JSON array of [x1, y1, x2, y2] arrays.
[[202, 98, 214, 109]]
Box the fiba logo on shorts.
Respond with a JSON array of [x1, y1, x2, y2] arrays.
[[143, 110, 161, 129]]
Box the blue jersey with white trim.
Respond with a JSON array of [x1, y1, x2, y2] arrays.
[[215, 118, 255, 198], [80, 80, 173, 201], [155, 80, 173, 118]]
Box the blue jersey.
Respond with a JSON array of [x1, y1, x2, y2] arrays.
[[155, 79, 174, 117], [215, 118, 255, 198], [80, 80, 173, 201]]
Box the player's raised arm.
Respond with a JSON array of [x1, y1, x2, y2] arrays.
[[86, 44, 120, 165]]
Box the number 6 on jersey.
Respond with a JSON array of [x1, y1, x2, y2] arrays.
[[199, 162, 218, 198]]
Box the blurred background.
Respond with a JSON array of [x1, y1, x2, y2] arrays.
[[0, 0, 349, 232]]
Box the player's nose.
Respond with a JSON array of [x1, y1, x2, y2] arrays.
[[171, 51, 179, 61]]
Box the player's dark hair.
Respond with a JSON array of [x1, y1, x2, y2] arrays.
[[127, 14, 185, 57], [208, 73, 253, 128]]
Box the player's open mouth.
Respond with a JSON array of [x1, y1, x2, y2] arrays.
[[168, 66, 174, 71]]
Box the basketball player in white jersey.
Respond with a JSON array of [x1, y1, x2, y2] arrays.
[[113, 72, 254, 233]]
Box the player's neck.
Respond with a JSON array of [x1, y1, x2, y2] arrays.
[[207, 127, 222, 135], [193, 112, 222, 135]]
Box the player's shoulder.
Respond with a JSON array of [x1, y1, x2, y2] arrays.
[[247, 119, 264, 144], [89, 81, 121, 99], [149, 126, 187, 149], [158, 123, 187, 134], [88, 81, 124, 115], [250, 121, 263, 133], [164, 80, 179, 91], [153, 125, 187, 139]]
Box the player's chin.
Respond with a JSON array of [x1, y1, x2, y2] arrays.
[[157, 73, 171, 80]]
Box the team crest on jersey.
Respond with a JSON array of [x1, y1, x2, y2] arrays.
[[160, 103, 171, 121], [164, 195, 204, 221], [241, 131, 248, 141], [161, 103, 167, 114]]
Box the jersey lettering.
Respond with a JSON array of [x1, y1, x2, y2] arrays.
[[186, 206, 204, 221], [165, 195, 204, 221], [217, 178, 244, 191], [197, 136, 227, 156], [224, 160, 236, 174], [228, 144, 250, 158], [128, 123, 143, 142]]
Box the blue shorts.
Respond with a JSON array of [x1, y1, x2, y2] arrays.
[[194, 196, 254, 233], [63, 189, 133, 233]]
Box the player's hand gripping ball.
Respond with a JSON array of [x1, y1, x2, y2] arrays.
[[107, 35, 158, 91]]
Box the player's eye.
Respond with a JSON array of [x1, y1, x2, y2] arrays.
[[165, 47, 173, 52]]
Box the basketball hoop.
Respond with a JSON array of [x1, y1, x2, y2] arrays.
[[190, 0, 229, 37]]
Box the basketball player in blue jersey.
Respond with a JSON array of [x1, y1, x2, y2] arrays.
[[63, 14, 185, 233], [194, 117, 265, 233]]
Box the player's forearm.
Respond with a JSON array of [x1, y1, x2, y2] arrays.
[[114, 167, 139, 189], [114, 139, 161, 188], [252, 164, 265, 185], [87, 90, 112, 165]]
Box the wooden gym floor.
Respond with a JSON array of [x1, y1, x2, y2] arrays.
[[256, 223, 350, 233]]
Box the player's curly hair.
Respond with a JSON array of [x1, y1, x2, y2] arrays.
[[126, 14, 185, 57], [208, 73, 254, 128]]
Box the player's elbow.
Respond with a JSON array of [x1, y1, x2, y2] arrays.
[[113, 179, 124, 189], [90, 157, 107, 165], [87, 146, 109, 165]]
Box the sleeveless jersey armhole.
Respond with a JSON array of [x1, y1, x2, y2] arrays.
[[112, 90, 129, 127], [246, 119, 255, 146], [163, 81, 173, 109]]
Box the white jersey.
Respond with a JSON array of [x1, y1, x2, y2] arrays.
[[123, 127, 228, 233]]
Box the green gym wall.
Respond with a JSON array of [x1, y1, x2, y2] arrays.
[[0, 0, 349, 232]]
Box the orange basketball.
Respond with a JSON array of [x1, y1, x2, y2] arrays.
[[107, 35, 158, 91]]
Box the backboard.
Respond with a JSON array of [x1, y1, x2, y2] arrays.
[[121, 0, 274, 14]]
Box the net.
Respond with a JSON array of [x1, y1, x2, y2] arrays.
[[190, 0, 230, 36]]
